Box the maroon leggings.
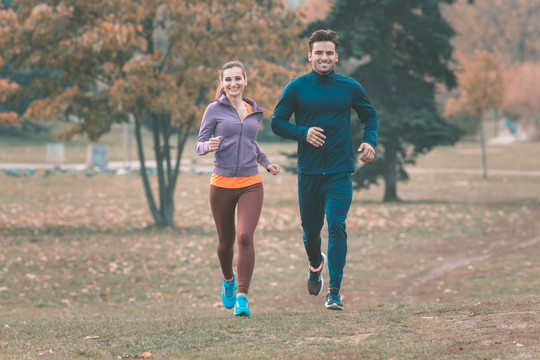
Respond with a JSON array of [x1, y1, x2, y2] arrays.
[[210, 182, 263, 295]]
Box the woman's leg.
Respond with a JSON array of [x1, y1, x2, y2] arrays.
[[235, 183, 264, 295], [209, 185, 237, 281]]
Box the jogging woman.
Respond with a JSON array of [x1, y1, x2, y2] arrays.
[[195, 60, 280, 316]]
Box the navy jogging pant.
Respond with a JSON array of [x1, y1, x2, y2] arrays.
[[298, 172, 353, 291]]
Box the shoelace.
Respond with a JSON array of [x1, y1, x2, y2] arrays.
[[224, 282, 237, 297], [329, 293, 340, 302], [237, 296, 248, 307], [308, 270, 321, 283]]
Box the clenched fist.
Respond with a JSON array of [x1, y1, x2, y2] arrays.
[[208, 136, 222, 152]]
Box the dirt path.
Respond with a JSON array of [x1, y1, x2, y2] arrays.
[[408, 168, 540, 176], [403, 235, 540, 302]]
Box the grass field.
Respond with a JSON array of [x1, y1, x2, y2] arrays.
[[0, 128, 539, 359]]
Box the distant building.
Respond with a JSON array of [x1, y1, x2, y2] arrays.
[[286, 0, 304, 7]]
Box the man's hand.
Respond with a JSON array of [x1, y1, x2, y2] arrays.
[[208, 136, 222, 152], [267, 164, 280, 175], [358, 143, 375, 163], [306, 127, 326, 147]]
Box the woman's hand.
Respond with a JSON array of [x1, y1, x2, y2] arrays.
[[208, 136, 222, 152], [267, 164, 280, 175]]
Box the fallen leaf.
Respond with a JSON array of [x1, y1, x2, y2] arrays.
[[141, 351, 152, 359]]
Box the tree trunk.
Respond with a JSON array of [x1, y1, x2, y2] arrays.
[[134, 114, 166, 225], [383, 146, 399, 202], [480, 117, 488, 179], [493, 108, 500, 137], [133, 109, 195, 227], [152, 115, 175, 226]]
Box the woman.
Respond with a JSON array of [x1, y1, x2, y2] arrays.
[[195, 60, 280, 317]]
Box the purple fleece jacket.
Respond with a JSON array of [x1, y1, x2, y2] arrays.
[[195, 95, 272, 177]]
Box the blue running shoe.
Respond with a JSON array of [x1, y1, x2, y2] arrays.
[[221, 274, 237, 309], [325, 292, 343, 310], [307, 253, 327, 296], [234, 295, 250, 317]]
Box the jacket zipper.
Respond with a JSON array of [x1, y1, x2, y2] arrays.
[[235, 121, 243, 176], [323, 78, 327, 174], [229, 102, 259, 177], [233, 106, 250, 176]]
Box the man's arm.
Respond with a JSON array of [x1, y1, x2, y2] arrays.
[[352, 83, 378, 150], [271, 81, 310, 141]]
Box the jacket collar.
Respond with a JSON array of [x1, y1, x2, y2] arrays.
[[311, 69, 336, 83], [216, 94, 265, 113]]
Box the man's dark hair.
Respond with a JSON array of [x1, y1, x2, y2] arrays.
[[308, 29, 339, 52]]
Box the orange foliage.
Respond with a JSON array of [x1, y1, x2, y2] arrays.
[[504, 62, 540, 119], [0, 78, 22, 126], [1, 0, 305, 140], [443, 0, 540, 65], [444, 50, 506, 118], [0, 112, 19, 126], [295, 0, 336, 24], [0, 78, 20, 102], [503, 62, 540, 137]]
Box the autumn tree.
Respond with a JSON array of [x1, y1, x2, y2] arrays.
[[0, 75, 19, 126], [443, 0, 540, 65], [294, 0, 336, 23], [0, 0, 303, 226], [441, 0, 539, 140], [0, 0, 19, 127], [444, 50, 506, 178], [306, 0, 464, 202], [503, 62, 540, 139]]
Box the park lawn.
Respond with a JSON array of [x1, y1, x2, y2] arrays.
[[0, 297, 537, 360], [0, 137, 539, 359]]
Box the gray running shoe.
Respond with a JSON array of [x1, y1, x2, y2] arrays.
[[307, 253, 327, 296]]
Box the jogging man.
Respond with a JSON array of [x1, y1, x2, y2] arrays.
[[271, 29, 378, 310]]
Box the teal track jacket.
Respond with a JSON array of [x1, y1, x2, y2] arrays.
[[271, 70, 378, 175]]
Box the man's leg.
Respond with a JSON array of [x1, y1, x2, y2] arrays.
[[324, 173, 353, 292], [298, 174, 325, 268]]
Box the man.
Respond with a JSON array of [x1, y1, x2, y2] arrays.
[[271, 29, 378, 310]]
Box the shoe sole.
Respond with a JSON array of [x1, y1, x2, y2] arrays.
[[325, 303, 343, 311], [235, 312, 250, 317]]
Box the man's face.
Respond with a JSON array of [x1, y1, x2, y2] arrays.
[[308, 41, 338, 75]]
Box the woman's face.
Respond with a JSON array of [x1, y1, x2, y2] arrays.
[[221, 67, 247, 99]]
